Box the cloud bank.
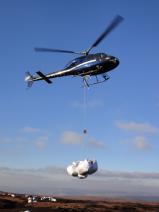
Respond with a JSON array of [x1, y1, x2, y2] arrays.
[[0, 166, 159, 198]]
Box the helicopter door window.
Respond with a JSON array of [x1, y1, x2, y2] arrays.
[[70, 61, 77, 68]]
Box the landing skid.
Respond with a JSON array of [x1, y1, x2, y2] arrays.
[[82, 74, 109, 87]]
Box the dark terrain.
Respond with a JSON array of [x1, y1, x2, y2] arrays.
[[0, 193, 159, 211]]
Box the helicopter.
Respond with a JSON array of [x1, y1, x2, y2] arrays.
[[25, 15, 124, 87]]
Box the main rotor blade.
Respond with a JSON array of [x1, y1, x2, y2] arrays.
[[34, 47, 81, 55], [87, 15, 124, 54]]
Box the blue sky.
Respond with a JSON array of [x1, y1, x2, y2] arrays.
[[0, 0, 159, 196]]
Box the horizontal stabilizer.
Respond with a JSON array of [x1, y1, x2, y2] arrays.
[[36, 71, 52, 84]]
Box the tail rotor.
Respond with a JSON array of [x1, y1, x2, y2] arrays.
[[25, 71, 34, 88]]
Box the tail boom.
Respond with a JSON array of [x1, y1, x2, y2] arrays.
[[25, 71, 52, 87], [36, 71, 52, 84]]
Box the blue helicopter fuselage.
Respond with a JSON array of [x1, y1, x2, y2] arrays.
[[47, 53, 119, 78]]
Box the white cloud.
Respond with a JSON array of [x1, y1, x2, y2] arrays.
[[60, 131, 106, 149], [116, 121, 159, 133], [120, 136, 151, 151], [60, 131, 83, 145], [21, 127, 41, 133], [0, 128, 49, 153], [35, 136, 48, 149], [88, 139, 106, 149], [133, 136, 151, 150]]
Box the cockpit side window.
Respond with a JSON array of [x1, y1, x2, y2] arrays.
[[96, 53, 107, 61], [65, 56, 85, 69], [100, 53, 107, 58], [65, 60, 77, 69]]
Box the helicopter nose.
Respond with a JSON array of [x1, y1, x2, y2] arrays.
[[111, 56, 119, 67], [113, 56, 119, 63]]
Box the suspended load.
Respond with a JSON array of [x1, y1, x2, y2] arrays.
[[83, 129, 87, 134], [67, 159, 98, 179]]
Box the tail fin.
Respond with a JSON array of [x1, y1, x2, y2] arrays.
[[25, 71, 34, 88]]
